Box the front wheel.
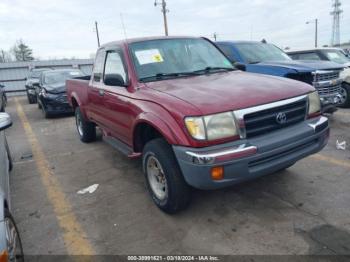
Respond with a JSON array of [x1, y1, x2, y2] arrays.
[[75, 107, 96, 143], [4, 209, 24, 262], [143, 138, 191, 214], [338, 83, 350, 108]]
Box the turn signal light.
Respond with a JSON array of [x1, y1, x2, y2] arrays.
[[211, 166, 224, 180]]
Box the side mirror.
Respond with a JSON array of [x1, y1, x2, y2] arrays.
[[104, 74, 126, 87], [233, 62, 246, 71], [0, 113, 12, 131]]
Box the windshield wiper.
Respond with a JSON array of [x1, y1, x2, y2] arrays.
[[248, 61, 261, 64], [139, 71, 202, 82], [192, 66, 235, 74]]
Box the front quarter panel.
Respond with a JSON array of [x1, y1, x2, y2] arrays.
[[132, 103, 191, 148]]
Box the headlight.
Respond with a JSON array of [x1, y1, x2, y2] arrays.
[[308, 91, 321, 115], [185, 112, 238, 141], [184, 117, 206, 140]]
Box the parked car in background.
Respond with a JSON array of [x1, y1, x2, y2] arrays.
[[25, 68, 52, 104], [216, 41, 345, 113], [36, 69, 84, 118], [67, 36, 329, 213], [0, 84, 6, 112], [0, 113, 24, 261], [287, 48, 350, 108]]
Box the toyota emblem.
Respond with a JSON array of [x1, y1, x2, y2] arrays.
[[276, 112, 287, 124]]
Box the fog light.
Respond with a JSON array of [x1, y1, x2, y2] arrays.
[[211, 166, 224, 180]]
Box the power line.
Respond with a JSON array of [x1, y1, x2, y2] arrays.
[[330, 0, 343, 46]]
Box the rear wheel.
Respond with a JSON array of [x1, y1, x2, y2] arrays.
[[143, 138, 191, 214], [4, 209, 24, 262], [75, 107, 96, 143], [338, 83, 350, 108]]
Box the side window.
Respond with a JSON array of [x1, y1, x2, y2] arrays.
[[104, 51, 127, 85], [297, 52, 321, 61], [93, 50, 105, 82]]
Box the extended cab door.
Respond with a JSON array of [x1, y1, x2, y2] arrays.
[[87, 49, 106, 125], [100, 49, 132, 144]]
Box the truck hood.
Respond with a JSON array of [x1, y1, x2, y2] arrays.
[[256, 60, 344, 72], [145, 71, 314, 115]]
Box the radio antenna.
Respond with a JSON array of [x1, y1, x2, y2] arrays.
[[120, 13, 128, 40]]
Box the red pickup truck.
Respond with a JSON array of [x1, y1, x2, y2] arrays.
[[67, 36, 329, 213]]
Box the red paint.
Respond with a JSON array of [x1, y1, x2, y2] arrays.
[[67, 37, 315, 152]]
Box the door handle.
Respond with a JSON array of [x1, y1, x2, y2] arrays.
[[98, 89, 104, 96]]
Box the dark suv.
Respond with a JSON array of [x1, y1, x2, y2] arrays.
[[287, 48, 350, 107], [25, 68, 51, 104]]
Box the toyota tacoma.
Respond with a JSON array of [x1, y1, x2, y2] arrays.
[[67, 36, 329, 213]]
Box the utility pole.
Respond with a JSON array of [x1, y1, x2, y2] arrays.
[[154, 0, 169, 36], [95, 21, 100, 48], [330, 0, 342, 46], [306, 19, 318, 48]]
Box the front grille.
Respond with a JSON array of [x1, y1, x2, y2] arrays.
[[244, 99, 307, 138], [317, 84, 342, 96], [314, 71, 339, 82], [55, 95, 68, 103]]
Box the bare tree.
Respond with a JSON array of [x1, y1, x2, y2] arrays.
[[11, 39, 34, 61], [0, 49, 12, 63]]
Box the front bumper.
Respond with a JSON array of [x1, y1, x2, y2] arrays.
[[41, 94, 73, 114], [173, 116, 329, 190]]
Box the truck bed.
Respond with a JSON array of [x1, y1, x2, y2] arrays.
[[66, 78, 90, 108]]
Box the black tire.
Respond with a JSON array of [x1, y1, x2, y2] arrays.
[[27, 93, 35, 104], [41, 106, 50, 119], [4, 209, 24, 262], [338, 83, 350, 108], [142, 138, 191, 214], [37, 96, 42, 109], [75, 107, 96, 143]]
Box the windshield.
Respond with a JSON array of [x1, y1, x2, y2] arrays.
[[235, 43, 292, 63], [129, 38, 234, 81], [44, 70, 84, 85], [30, 69, 47, 78], [323, 50, 350, 64]]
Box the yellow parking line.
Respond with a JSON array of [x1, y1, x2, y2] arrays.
[[310, 154, 350, 169], [14, 98, 94, 255]]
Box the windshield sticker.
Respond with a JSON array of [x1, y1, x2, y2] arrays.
[[135, 49, 164, 65]]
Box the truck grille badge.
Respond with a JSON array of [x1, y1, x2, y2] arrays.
[[276, 112, 287, 124]]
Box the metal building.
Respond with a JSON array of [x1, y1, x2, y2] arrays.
[[0, 59, 94, 95]]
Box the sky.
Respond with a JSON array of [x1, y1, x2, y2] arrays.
[[0, 0, 349, 59]]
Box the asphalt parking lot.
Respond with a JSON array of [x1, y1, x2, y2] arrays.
[[4, 96, 350, 256]]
